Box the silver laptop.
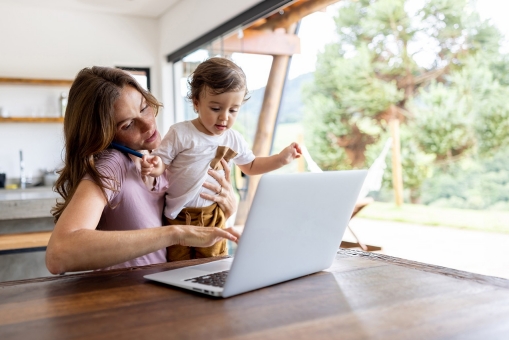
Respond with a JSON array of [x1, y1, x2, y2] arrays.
[[144, 170, 367, 298]]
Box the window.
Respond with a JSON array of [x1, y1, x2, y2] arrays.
[[116, 67, 151, 92]]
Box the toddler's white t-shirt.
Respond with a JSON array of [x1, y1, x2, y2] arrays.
[[152, 120, 255, 219]]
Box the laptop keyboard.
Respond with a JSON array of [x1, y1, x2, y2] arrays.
[[184, 270, 229, 287]]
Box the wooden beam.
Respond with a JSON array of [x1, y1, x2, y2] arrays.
[[210, 29, 300, 56], [390, 114, 404, 206], [235, 53, 292, 225], [254, 0, 341, 31], [297, 133, 306, 172], [252, 55, 291, 156], [234, 24, 299, 225]]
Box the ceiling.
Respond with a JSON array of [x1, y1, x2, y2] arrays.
[[0, 0, 181, 18]]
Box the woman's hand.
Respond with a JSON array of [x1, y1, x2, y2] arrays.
[[200, 158, 238, 219], [172, 225, 240, 247]]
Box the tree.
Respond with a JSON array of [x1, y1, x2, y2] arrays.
[[412, 53, 509, 161], [304, 0, 507, 200]]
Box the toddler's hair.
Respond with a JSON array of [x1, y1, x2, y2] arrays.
[[187, 57, 249, 102]]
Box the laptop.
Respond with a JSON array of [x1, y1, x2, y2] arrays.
[[144, 170, 367, 298]]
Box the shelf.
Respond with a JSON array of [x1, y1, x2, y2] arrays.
[[0, 77, 71, 122], [0, 117, 64, 123], [0, 77, 73, 86], [0, 231, 52, 251]]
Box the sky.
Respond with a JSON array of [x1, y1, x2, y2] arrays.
[[246, 1, 509, 91], [186, 1, 509, 92]]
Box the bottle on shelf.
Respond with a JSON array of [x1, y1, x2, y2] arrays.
[[59, 92, 68, 117]]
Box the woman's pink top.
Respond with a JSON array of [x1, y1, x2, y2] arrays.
[[83, 149, 169, 270]]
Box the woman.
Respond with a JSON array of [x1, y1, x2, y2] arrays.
[[45, 66, 239, 274]]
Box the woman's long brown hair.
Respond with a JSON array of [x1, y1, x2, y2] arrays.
[[52, 66, 161, 222]]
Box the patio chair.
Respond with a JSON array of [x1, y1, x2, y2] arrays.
[[300, 139, 392, 251]]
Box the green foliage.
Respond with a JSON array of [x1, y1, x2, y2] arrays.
[[400, 127, 436, 193], [411, 81, 476, 159], [420, 146, 509, 210], [303, 90, 351, 170], [304, 0, 509, 205], [375, 127, 435, 202], [304, 42, 404, 169], [413, 53, 509, 160]]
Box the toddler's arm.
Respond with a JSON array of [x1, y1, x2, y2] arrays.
[[238, 142, 302, 176], [141, 154, 165, 177]]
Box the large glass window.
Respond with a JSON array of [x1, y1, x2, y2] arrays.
[[169, 0, 509, 279]]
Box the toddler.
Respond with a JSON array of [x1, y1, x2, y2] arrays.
[[142, 57, 301, 261]]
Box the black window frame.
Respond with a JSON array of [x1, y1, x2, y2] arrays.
[[116, 66, 151, 92], [166, 0, 294, 63]]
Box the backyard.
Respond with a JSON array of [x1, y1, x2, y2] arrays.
[[349, 202, 509, 279], [231, 0, 509, 280], [346, 216, 509, 280], [357, 202, 509, 234], [270, 123, 509, 279]]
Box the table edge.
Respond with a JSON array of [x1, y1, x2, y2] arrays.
[[339, 248, 509, 289], [0, 256, 231, 287], [3, 250, 508, 290]]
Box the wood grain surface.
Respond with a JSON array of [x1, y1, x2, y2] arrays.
[[0, 117, 64, 123], [0, 250, 508, 339], [0, 77, 73, 86]]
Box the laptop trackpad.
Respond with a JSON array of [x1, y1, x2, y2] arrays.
[[192, 258, 232, 273]]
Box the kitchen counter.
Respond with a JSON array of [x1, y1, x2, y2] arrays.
[[0, 187, 57, 282], [0, 187, 58, 220]]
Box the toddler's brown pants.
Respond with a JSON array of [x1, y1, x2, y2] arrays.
[[165, 203, 227, 261]]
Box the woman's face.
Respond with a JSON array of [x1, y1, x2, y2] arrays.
[[113, 85, 160, 151]]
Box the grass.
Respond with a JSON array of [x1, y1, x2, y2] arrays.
[[357, 201, 509, 234]]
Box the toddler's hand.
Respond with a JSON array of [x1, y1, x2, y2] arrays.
[[141, 154, 160, 177], [279, 142, 302, 165]]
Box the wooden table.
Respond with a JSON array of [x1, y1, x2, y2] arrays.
[[1, 249, 509, 339]]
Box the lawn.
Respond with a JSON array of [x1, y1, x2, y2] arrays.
[[357, 201, 509, 234]]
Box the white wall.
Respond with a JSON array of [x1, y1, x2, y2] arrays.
[[0, 3, 159, 80], [0, 0, 265, 184], [0, 3, 159, 183]]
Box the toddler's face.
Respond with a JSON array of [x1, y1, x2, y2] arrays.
[[193, 88, 245, 136]]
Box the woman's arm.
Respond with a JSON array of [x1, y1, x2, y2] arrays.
[[46, 179, 238, 274]]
